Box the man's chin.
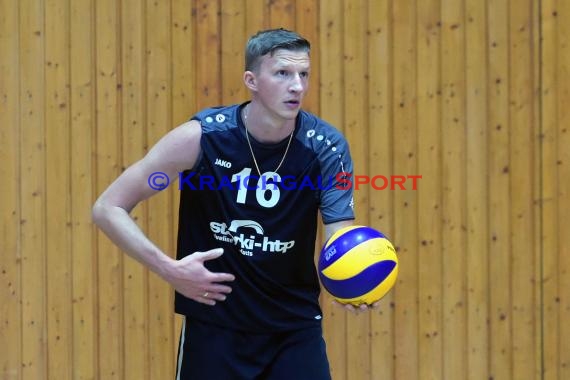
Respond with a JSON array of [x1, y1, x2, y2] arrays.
[[283, 107, 302, 119]]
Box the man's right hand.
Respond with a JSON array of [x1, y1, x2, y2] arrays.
[[162, 248, 235, 306]]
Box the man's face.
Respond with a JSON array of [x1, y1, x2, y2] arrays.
[[251, 49, 310, 121]]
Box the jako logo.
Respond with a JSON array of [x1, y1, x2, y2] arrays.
[[215, 158, 232, 168]]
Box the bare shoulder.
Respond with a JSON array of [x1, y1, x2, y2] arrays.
[[93, 120, 202, 212], [143, 119, 202, 173]]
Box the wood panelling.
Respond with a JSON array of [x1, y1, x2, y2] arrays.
[[0, 0, 22, 378], [319, 2, 347, 378]]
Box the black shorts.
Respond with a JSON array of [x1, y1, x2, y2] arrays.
[[175, 317, 331, 380]]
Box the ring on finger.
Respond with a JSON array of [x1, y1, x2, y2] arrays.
[[203, 292, 209, 298]]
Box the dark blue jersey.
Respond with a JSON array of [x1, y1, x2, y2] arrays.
[[174, 103, 355, 332]]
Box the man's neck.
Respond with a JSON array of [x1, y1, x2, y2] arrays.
[[243, 103, 296, 144]]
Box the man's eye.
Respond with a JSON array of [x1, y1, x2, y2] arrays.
[[277, 70, 288, 76]]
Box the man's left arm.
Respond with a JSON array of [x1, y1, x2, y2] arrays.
[[324, 220, 354, 241]]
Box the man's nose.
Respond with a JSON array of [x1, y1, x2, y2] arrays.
[[289, 73, 304, 92]]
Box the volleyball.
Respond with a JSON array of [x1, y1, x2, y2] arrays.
[[318, 225, 398, 306]]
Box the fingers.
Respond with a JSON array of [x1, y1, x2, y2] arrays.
[[193, 284, 232, 304], [171, 248, 238, 307], [195, 248, 236, 282], [332, 299, 357, 314], [207, 284, 233, 295], [196, 295, 216, 306], [195, 292, 233, 306], [332, 299, 378, 315], [181, 281, 234, 306], [198, 248, 225, 262], [208, 272, 235, 283], [201, 291, 227, 302]]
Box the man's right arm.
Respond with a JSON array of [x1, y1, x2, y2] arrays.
[[92, 120, 234, 305]]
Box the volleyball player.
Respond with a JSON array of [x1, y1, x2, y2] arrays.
[[93, 28, 375, 379]]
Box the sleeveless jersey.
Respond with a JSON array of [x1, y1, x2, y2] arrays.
[[175, 103, 355, 332]]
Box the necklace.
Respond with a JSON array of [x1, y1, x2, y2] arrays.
[[243, 105, 294, 176]]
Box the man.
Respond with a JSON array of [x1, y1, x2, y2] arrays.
[[93, 28, 374, 380]]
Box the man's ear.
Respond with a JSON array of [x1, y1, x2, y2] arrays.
[[243, 71, 257, 91]]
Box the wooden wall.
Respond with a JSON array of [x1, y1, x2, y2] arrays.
[[1, 0, 568, 379]]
